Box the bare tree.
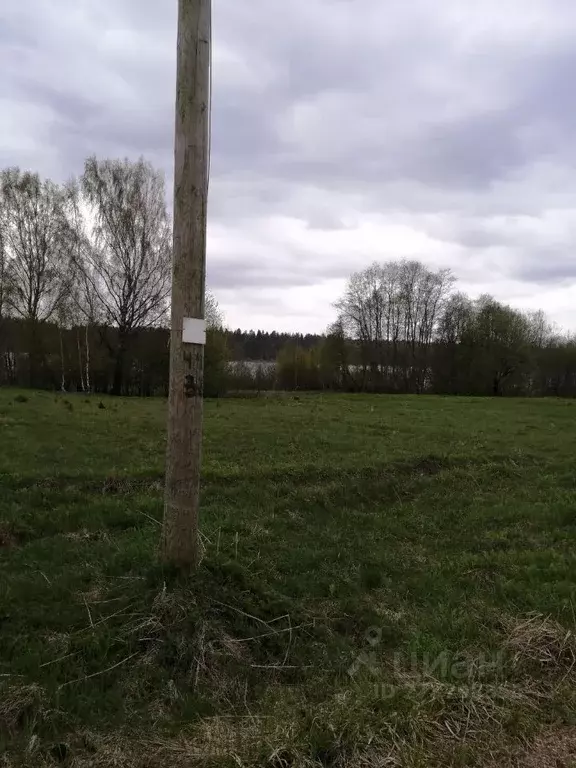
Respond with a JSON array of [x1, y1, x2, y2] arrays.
[[63, 179, 98, 392], [1, 168, 70, 385], [0, 221, 7, 323], [336, 259, 454, 392], [398, 261, 454, 392], [433, 292, 474, 393], [0, 220, 9, 384], [1, 168, 69, 322], [75, 156, 172, 395], [336, 262, 396, 388], [205, 289, 224, 329], [437, 292, 473, 346], [525, 309, 554, 348]]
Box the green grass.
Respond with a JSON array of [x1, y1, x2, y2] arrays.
[[1, 390, 576, 766]]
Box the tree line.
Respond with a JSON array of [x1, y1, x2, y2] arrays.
[[2, 156, 576, 398], [275, 260, 576, 397]]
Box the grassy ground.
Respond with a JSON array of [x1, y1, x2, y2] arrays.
[[1, 389, 576, 767]]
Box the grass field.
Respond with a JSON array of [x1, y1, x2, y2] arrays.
[[1, 390, 576, 767]]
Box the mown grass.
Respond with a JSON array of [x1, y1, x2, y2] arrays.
[[1, 390, 576, 766]]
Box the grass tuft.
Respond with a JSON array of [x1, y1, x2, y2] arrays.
[[504, 613, 576, 674], [0, 684, 46, 735]]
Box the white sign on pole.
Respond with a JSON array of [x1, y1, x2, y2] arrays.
[[182, 317, 206, 345]]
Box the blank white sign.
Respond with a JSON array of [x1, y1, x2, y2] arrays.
[[182, 317, 206, 345]]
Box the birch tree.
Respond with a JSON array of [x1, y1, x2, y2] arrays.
[[0, 222, 7, 322], [63, 179, 97, 392], [0, 221, 9, 382], [75, 156, 172, 395], [1, 169, 69, 322], [1, 168, 69, 384]]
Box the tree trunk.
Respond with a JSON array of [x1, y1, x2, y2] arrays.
[[85, 324, 91, 392], [28, 320, 40, 389], [59, 325, 67, 392], [112, 340, 126, 396], [76, 328, 85, 392]]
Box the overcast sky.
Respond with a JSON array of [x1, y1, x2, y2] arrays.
[[3, 1, 576, 333]]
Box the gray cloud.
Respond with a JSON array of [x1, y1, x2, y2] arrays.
[[2, 0, 576, 330]]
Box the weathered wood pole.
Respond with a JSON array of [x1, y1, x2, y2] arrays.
[[163, 0, 211, 568]]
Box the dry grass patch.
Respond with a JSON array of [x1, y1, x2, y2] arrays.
[[504, 613, 576, 674]]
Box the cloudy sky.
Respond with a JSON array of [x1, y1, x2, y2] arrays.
[[3, 0, 576, 333]]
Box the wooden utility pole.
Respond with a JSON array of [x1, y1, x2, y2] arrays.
[[163, 0, 211, 568]]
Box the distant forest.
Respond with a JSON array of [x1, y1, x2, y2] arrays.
[[226, 330, 323, 361], [2, 156, 576, 398], [0, 319, 325, 395], [3, 307, 576, 399]]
